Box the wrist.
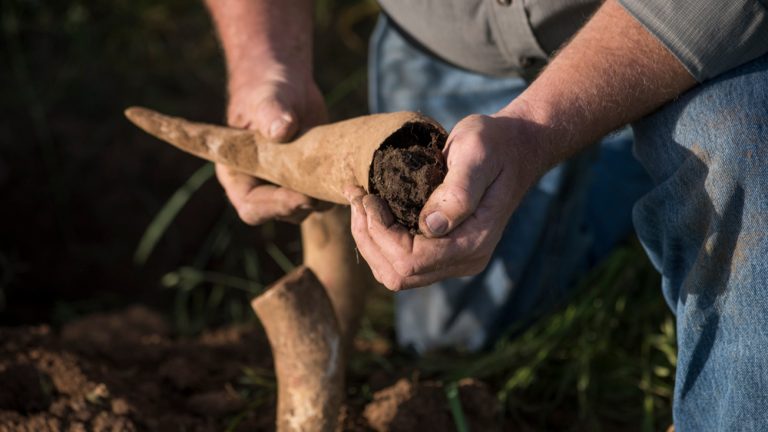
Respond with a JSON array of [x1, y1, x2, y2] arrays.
[[492, 99, 562, 186], [227, 57, 313, 96], [206, 0, 315, 95]]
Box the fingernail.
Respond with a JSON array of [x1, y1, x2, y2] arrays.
[[425, 212, 448, 236]]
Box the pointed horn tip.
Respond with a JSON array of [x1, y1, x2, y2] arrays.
[[124, 106, 150, 123]]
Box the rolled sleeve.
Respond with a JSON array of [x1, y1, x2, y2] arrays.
[[618, 0, 768, 81]]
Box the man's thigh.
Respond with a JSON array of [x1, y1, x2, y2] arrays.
[[632, 54, 768, 431]]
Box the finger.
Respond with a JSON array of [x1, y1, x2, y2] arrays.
[[419, 136, 498, 238], [393, 256, 488, 290], [343, 185, 366, 204], [216, 163, 259, 201], [347, 189, 402, 290], [362, 194, 416, 255], [362, 195, 451, 281], [361, 193, 466, 279], [344, 187, 490, 289], [361, 194, 394, 228], [218, 166, 313, 224], [238, 185, 316, 225], [256, 97, 300, 142], [351, 196, 487, 290]]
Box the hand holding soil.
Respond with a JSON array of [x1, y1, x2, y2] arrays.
[[346, 112, 545, 291], [218, 66, 330, 225]]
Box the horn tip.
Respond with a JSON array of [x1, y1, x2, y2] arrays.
[[124, 106, 149, 123]]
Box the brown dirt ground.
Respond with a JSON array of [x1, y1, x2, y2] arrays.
[[0, 306, 499, 432]]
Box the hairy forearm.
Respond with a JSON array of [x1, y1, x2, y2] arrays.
[[501, 0, 696, 172], [204, 0, 314, 90]]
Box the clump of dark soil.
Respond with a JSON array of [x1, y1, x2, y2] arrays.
[[371, 123, 447, 233]]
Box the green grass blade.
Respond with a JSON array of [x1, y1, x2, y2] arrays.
[[134, 163, 215, 265], [163, 267, 263, 295], [445, 381, 470, 432], [265, 242, 295, 273]]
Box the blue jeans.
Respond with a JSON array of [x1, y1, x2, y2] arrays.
[[370, 16, 651, 353], [371, 15, 768, 430], [633, 56, 768, 430]]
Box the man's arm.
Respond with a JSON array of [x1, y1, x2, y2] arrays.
[[205, 0, 328, 225], [346, 0, 696, 291], [206, 0, 314, 123], [506, 0, 696, 173]]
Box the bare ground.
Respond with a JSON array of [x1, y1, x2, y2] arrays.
[[0, 306, 500, 432]]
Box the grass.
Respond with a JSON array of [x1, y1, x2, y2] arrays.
[[345, 240, 674, 431], [134, 163, 216, 265]]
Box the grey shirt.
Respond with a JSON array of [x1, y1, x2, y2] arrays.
[[378, 0, 768, 82]]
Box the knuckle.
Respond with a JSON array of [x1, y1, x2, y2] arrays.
[[467, 113, 490, 123], [276, 204, 302, 219], [275, 189, 309, 209], [369, 267, 383, 284], [441, 185, 474, 214], [385, 276, 405, 292], [456, 114, 484, 129], [392, 260, 419, 278], [236, 204, 268, 226]]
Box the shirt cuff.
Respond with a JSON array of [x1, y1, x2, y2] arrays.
[[618, 0, 768, 82]]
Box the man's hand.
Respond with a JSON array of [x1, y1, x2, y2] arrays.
[[345, 112, 545, 291], [206, 0, 329, 225], [219, 66, 329, 225], [346, 0, 695, 291]]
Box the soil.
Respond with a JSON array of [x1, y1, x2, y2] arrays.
[[371, 124, 447, 233], [0, 306, 499, 432], [0, 306, 275, 432], [364, 378, 500, 432]]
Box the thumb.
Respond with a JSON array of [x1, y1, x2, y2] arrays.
[[418, 157, 493, 238], [253, 98, 299, 143]]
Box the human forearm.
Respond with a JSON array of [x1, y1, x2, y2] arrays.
[[205, 0, 327, 225], [500, 0, 697, 174], [204, 0, 314, 91]]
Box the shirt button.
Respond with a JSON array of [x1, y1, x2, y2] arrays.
[[519, 57, 534, 67], [497, 0, 512, 5]]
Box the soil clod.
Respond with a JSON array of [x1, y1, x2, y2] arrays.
[[371, 123, 447, 233]]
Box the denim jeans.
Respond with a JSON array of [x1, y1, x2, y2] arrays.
[[369, 16, 652, 353], [632, 54, 768, 430], [370, 14, 768, 430]]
